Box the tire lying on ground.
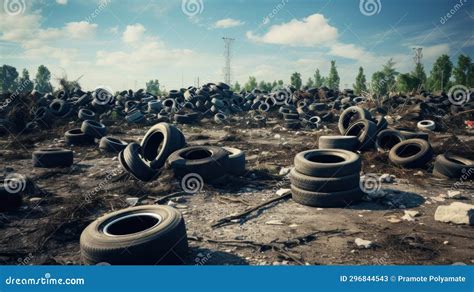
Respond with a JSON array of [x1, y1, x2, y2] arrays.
[[32, 148, 73, 168], [291, 185, 363, 208], [141, 123, 186, 169], [417, 120, 435, 131], [344, 119, 377, 151], [65, 128, 95, 146], [78, 109, 95, 121], [432, 154, 474, 179], [80, 205, 188, 265], [396, 128, 429, 141], [375, 129, 405, 152], [167, 146, 229, 181], [290, 168, 359, 192], [119, 143, 158, 181], [318, 135, 359, 151], [294, 149, 361, 177], [99, 137, 128, 153], [81, 120, 107, 139], [388, 138, 433, 168], [0, 179, 23, 212], [222, 147, 246, 176], [338, 106, 372, 134]]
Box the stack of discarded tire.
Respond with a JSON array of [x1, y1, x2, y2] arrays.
[[80, 205, 189, 265], [64, 120, 107, 146], [290, 149, 363, 207]]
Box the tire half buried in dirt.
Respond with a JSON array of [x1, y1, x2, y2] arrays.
[[80, 205, 188, 265]]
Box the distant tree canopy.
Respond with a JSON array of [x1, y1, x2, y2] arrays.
[[0, 65, 19, 93], [428, 54, 453, 91], [353, 67, 367, 95], [146, 79, 161, 96], [290, 72, 302, 90], [34, 65, 53, 93], [327, 60, 340, 90]]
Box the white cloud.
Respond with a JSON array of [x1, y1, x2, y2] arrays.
[[122, 24, 146, 43], [56, 0, 68, 5], [214, 18, 244, 29], [328, 43, 375, 60], [420, 44, 450, 60], [65, 21, 98, 39], [247, 13, 338, 47]]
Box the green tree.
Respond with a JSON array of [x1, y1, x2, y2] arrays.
[[272, 80, 277, 89], [17, 68, 34, 93], [244, 76, 258, 91], [411, 63, 427, 90], [290, 72, 302, 90], [146, 79, 161, 96], [453, 54, 472, 86], [305, 77, 314, 88], [277, 80, 284, 87], [258, 80, 272, 92], [381, 58, 398, 92], [428, 54, 453, 91], [371, 71, 386, 96], [0, 65, 19, 93], [327, 60, 340, 90], [233, 81, 241, 92], [34, 65, 53, 93], [314, 69, 323, 87], [397, 73, 418, 93], [468, 63, 474, 87], [353, 66, 367, 95]]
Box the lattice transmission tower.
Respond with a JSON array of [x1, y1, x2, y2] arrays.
[[222, 37, 235, 85]]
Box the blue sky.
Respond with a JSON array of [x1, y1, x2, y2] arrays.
[[0, 0, 473, 91]]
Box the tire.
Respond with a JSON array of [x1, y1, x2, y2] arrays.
[[396, 128, 429, 141], [344, 119, 377, 151], [126, 110, 144, 124], [294, 149, 361, 178], [49, 99, 70, 116], [285, 119, 300, 129], [0, 181, 23, 212], [174, 113, 197, 124], [120, 143, 158, 181], [318, 135, 358, 151], [214, 113, 226, 124], [222, 147, 246, 176], [81, 120, 107, 139], [80, 205, 188, 265], [375, 115, 388, 133], [99, 137, 128, 153], [78, 109, 95, 121], [375, 129, 405, 152], [141, 123, 186, 169], [291, 185, 363, 208], [32, 148, 73, 168], [432, 154, 474, 179], [417, 120, 435, 131], [65, 129, 95, 146], [389, 138, 433, 168], [338, 106, 372, 134], [290, 168, 359, 192], [167, 146, 229, 181]]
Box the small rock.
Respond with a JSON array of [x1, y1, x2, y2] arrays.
[[414, 171, 424, 176], [434, 202, 473, 225], [355, 238, 373, 248], [167, 201, 177, 207], [444, 190, 466, 200], [387, 217, 401, 223], [289, 224, 298, 228], [443, 241, 449, 245], [265, 220, 284, 225], [380, 173, 395, 183], [125, 197, 139, 206], [276, 188, 290, 196], [274, 134, 281, 139], [279, 167, 292, 176], [175, 204, 188, 209], [29, 197, 42, 203]]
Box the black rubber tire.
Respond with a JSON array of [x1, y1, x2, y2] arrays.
[[318, 135, 359, 151], [81, 120, 107, 139], [291, 185, 363, 208], [344, 119, 377, 151], [0, 181, 23, 212], [141, 123, 186, 169], [222, 147, 246, 176], [338, 106, 372, 134], [120, 143, 158, 181], [167, 146, 229, 181], [294, 149, 361, 178], [49, 99, 70, 116], [99, 137, 128, 153], [65, 128, 95, 146], [32, 148, 73, 168], [375, 115, 388, 133], [290, 168, 359, 192], [396, 128, 429, 141], [78, 109, 95, 121], [80, 205, 188, 265], [174, 113, 197, 124], [375, 129, 405, 152], [432, 154, 474, 179], [389, 138, 433, 168]]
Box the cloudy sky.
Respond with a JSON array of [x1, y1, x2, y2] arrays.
[[0, 0, 473, 91]]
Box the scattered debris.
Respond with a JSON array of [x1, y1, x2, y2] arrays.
[[434, 202, 474, 225]]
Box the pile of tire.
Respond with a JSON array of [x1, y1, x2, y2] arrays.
[[290, 149, 363, 207], [64, 120, 107, 146], [80, 205, 189, 265]]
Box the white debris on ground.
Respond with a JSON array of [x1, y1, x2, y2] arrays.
[[354, 238, 374, 249], [434, 202, 474, 225]]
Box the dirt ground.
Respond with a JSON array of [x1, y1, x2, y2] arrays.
[[0, 115, 473, 266]]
